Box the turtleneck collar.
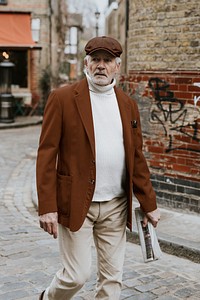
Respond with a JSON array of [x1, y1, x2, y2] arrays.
[[85, 71, 116, 95]]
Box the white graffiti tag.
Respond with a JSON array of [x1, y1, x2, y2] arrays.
[[193, 83, 200, 106]]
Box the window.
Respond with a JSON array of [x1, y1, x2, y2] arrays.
[[65, 27, 78, 55], [0, 0, 7, 5], [31, 18, 41, 43]]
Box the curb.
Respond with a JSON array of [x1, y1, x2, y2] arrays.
[[126, 230, 200, 264], [0, 116, 43, 130], [32, 178, 200, 264], [2, 115, 199, 265], [32, 177, 200, 264]]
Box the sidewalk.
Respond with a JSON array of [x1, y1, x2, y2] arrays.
[[0, 115, 42, 129], [2, 116, 200, 263], [1, 123, 200, 299], [32, 170, 200, 264], [128, 202, 200, 263], [32, 185, 200, 263]]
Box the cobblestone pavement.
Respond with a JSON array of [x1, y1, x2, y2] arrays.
[[0, 126, 199, 300]]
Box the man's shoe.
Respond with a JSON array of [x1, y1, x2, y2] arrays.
[[39, 290, 45, 300]]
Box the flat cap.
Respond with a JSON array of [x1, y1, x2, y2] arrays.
[[85, 36, 123, 57]]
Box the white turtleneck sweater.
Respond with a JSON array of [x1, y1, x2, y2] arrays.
[[86, 73, 126, 201]]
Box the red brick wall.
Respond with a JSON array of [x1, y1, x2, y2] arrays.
[[119, 71, 200, 182], [116, 0, 200, 212], [119, 70, 200, 212]]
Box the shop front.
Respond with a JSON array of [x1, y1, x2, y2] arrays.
[[0, 11, 41, 121]]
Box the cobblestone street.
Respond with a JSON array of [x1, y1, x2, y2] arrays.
[[0, 126, 200, 300]]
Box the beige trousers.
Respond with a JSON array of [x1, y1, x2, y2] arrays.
[[44, 196, 127, 300]]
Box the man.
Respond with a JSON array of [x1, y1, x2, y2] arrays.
[[37, 36, 160, 300]]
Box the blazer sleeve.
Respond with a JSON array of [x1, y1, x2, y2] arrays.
[[36, 90, 62, 215], [132, 101, 157, 213]]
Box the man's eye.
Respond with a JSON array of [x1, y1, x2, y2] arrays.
[[105, 58, 112, 63]]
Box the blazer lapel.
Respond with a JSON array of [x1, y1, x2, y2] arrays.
[[74, 79, 95, 157], [74, 80, 133, 165]]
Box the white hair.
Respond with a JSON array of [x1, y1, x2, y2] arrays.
[[83, 55, 90, 74], [115, 57, 121, 65], [84, 55, 90, 64]]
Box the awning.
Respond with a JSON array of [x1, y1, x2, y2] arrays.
[[0, 12, 41, 49]]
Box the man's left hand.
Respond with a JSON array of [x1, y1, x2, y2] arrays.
[[142, 208, 160, 228]]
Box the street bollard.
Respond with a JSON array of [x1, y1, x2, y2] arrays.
[[0, 60, 15, 123]]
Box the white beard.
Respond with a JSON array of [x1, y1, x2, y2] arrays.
[[84, 71, 116, 94], [90, 74, 111, 86]]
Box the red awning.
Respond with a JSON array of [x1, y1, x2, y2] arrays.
[[0, 12, 41, 49]]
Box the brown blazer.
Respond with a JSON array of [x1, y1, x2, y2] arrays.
[[36, 78, 157, 232]]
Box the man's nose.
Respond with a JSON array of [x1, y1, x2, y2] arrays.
[[97, 65, 105, 70], [97, 60, 105, 69]]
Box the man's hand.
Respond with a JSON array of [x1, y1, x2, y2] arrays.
[[143, 208, 160, 228], [39, 212, 58, 239]]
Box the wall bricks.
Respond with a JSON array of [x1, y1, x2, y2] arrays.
[[150, 174, 200, 213], [119, 0, 200, 212], [128, 1, 200, 71]]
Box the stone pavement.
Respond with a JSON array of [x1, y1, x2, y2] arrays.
[[0, 123, 200, 300], [0, 116, 42, 130]]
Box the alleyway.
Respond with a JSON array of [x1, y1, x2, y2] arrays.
[[0, 126, 199, 300]]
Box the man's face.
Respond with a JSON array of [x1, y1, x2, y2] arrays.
[[85, 50, 120, 86]]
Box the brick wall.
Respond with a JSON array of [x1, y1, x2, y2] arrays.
[[120, 0, 200, 213], [105, 0, 128, 74], [119, 71, 200, 213], [128, 0, 200, 71]]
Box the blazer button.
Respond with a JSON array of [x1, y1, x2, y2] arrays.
[[90, 179, 95, 184]]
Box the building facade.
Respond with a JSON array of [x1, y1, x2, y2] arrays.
[[0, 0, 67, 112], [106, 0, 200, 213], [105, 0, 129, 74]]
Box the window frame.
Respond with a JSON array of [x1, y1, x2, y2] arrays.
[[0, 0, 8, 5]]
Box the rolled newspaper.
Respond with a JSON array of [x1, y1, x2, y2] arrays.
[[135, 207, 162, 262]]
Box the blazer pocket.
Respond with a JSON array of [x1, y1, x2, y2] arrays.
[[56, 173, 72, 216]]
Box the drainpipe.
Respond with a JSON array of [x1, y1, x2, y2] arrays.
[[125, 0, 129, 74], [49, 0, 52, 69]]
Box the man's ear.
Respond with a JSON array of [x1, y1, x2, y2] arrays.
[[115, 62, 121, 74], [84, 59, 88, 67], [84, 56, 89, 68]]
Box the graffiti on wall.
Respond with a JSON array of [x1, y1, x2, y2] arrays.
[[193, 82, 200, 106], [149, 78, 200, 153]]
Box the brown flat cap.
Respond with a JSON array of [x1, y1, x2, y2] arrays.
[[85, 36, 123, 57]]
